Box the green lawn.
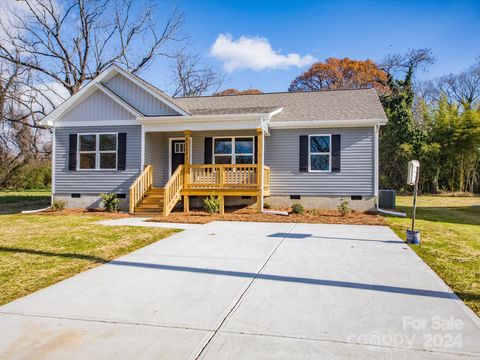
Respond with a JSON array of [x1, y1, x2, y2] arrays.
[[386, 195, 480, 316], [0, 192, 180, 305], [0, 191, 51, 214]]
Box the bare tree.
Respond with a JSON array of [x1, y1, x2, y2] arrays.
[[381, 48, 436, 81], [418, 61, 480, 110], [0, 0, 184, 188], [170, 51, 223, 97], [0, 0, 184, 100], [0, 64, 49, 187]]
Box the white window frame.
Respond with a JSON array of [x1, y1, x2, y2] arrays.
[[308, 134, 331, 173], [212, 136, 255, 164], [77, 133, 118, 171], [174, 142, 185, 154]]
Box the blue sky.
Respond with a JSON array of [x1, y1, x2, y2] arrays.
[[144, 0, 480, 94]]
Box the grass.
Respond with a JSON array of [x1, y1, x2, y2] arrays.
[[0, 192, 180, 305], [0, 190, 51, 214], [386, 195, 480, 316]]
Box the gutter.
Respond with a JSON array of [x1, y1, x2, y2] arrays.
[[269, 118, 387, 129]]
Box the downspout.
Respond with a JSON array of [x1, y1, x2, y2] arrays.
[[260, 125, 265, 210]]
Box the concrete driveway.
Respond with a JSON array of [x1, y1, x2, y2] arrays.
[[0, 221, 479, 359]]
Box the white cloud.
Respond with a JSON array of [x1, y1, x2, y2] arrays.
[[210, 33, 316, 72]]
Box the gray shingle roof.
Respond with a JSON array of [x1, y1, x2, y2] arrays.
[[187, 106, 281, 115], [172, 88, 387, 122]]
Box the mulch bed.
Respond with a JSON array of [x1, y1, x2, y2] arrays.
[[149, 206, 386, 225], [38, 208, 131, 219]]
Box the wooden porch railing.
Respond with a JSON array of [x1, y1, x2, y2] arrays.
[[186, 164, 259, 189], [163, 165, 184, 216], [263, 165, 270, 194], [129, 165, 153, 213]]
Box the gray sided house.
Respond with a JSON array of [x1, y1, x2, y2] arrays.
[[41, 65, 387, 215]]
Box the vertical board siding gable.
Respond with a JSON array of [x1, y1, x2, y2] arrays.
[[61, 90, 135, 122], [104, 74, 179, 116]]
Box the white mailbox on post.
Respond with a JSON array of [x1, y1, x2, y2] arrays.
[[407, 160, 420, 186], [407, 160, 421, 244]]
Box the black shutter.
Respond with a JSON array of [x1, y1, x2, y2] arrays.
[[299, 135, 308, 172], [204, 137, 212, 164], [68, 134, 77, 171], [118, 133, 127, 170], [254, 136, 258, 164], [331, 134, 341, 172]]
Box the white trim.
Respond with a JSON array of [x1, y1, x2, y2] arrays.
[[51, 124, 56, 203], [143, 120, 264, 133], [140, 125, 145, 170], [77, 133, 118, 171], [270, 119, 387, 129], [168, 137, 192, 176], [140, 113, 268, 123], [212, 136, 255, 165], [94, 83, 143, 117], [55, 120, 140, 127], [308, 134, 332, 173], [374, 125, 379, 197], [259, 128, 264, 210]]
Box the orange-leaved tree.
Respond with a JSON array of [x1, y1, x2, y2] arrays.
[[288, 57, 389, 94], [215, 88, 263, 96]]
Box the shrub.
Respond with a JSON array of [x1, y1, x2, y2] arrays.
[[291, 203, 304, 214], [309, 208, 320, 216], [263, 201, 272, 209], [337, 199, 351, 216], [203, 195, 219, 214], [101, 193, 120, 212], [52, 200, 66, 211]]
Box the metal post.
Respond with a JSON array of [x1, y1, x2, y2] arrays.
[[411, 174, 419, 231]]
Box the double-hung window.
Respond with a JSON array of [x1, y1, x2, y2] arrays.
[[213, 137, 255, 164], [78, 133, 118, 170], [309, 134, 331, 172]]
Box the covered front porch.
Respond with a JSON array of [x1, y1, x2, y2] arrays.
[[129, 126, 270, 216]]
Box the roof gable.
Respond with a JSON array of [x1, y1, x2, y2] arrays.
[[60, 89, 136, 122], [40, 64, 188, 126], [104, 73, 179, 116]]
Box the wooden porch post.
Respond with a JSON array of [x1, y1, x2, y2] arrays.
[[183, 130, 191, 188], [183, 130, 191, 213], [219, 195, 225, 215], [256, 127, 264, 213]]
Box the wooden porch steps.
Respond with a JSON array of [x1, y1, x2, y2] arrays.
[[133, 188, 165, 215]]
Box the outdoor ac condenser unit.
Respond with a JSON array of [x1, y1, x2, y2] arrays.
[[379, 190, 396, 210]]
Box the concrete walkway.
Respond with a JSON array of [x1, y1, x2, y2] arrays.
[[0, 222, 479, 359], [96, 217, 202, 229]]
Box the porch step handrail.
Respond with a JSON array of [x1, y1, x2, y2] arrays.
[[129, 165, 153, 213], [163, 165, 184, 216]]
